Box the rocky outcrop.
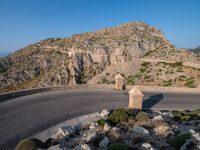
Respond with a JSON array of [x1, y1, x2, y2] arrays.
[[0, 22, 199, 92], [28, 109, 200, 150]]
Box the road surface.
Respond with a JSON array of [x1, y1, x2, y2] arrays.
[[0, 88, 200, 149]]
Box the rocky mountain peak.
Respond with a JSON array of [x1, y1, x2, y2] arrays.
[[1, 21, 197, 92]]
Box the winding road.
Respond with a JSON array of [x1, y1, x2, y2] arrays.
[[0, 88, 200, 149]]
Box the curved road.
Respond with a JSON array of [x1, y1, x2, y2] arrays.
[[0, 88, 200, 149]]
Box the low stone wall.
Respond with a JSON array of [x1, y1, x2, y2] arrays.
[[0, 84, 199, 102]]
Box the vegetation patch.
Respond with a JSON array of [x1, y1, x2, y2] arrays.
[[107, 144, 135, 150], [107, 108, 129, 125], [97, 119, 107, 128], [127, 75, 135, 85], [0, 68, 7, 74], [168, 133, 192, 149], [163, 80, 172, 87], [172, 110, 200, 121], [136, 112, 150, 123], [141, 62, 150, 67], [16, 138, 47, 150], [184, 79, 196, 88]]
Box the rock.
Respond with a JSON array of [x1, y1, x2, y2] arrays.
[[133, 127, 149, 135], [154, 124, 170, 135], [48, 145, 61, 150], [180, 138, 200, 150], [141, 143, 154, 150], [152, 115, 164, 121], [58, 126, 75, 137], [74, 144, 91, 150], [99, 137, 109, 148], [89, 123, 99, 130], [103, 123, 111, 132], [100, 109, 110, 117], [86, 132, 97, 142], [108, 127, 121, 140]]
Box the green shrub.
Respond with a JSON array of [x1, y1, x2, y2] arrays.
[[184, 80, 196, 88], [141, 62, 150, 67], [108, 108, 129, 125], [127, 76, 135, 85], [107, 144, 135, 150], [136, 112, 150, 123], [170, 62, 183, 68], [102, 78, 110, 84], [143, 51, 153, 57], [97, 119, 107, 128], [172, 110, 200, 121], [15, 138, 47, 150], [163, 80, 172, 87], [0, 68, 7, 74], [168, 133, 192, 149], [140, 68, 146, 73]]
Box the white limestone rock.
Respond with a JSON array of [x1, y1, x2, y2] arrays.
[[100, 109, 110, 117], [152, 115, 164, 121], [103, 123, 111, 132], [89, 123, 99, 130], [58, 126, 75, 137], [154, 124, 170, 135], [141, 143, 155, 150], [74, 144, 91, 150]]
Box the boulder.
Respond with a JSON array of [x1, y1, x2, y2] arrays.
[[48, 145, 61, 150], [152, 115, 164, 121], [86, 132, 97, 142], [141, 143, 155, 150], [74, 144, 91, 150], [99, 137, 109, 148], [89, 123, 99, 130], [103, 123, 111, 132], [154, 124, 170, 135], [58, 126, 75, 137], [133, 127, 149, 135], [100, 109, 110, 117]]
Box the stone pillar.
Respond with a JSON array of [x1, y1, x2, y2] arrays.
[[128, 87, 144, 109], [115, 73, 125, 90]]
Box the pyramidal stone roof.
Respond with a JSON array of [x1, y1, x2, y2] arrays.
[[115, 73, 124, 79], [129, 87, 144, 96]]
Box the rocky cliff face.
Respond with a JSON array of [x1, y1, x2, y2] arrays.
[[0, 22, 198, 92]]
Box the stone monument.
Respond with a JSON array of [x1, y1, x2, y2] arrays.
[[115, 73, 125, 90], [128, 87, 144, 109]]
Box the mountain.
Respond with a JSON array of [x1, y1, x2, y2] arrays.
[[193, 46, 200, 53], [0, 22, 200, 93], [0, 52, 10, 58]]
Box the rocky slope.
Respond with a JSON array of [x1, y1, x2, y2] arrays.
[[16, 109, 200, 150], [193, 46, 200, 53], [0, 22, 199, 92]]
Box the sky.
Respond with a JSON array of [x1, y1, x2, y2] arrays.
[[0, 0, 200, 53]]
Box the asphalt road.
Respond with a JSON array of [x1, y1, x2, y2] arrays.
[[0, 88, 200, 149]]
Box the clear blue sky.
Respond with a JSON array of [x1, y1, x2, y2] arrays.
[[0, 0, 199, 52]]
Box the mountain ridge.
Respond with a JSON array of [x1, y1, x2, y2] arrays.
[[0, 22, 200, 93]]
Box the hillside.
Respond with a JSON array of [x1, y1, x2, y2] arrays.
[[0, 22, 200, 93], [193, 46, 200, 53], [0, 52, 10, 58]]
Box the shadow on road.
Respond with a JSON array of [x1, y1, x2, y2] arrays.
[[143, 94, 164, 109]]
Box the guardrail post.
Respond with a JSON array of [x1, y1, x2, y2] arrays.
[[128, 87, 144, 109], [115, 73, 125, 90]]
